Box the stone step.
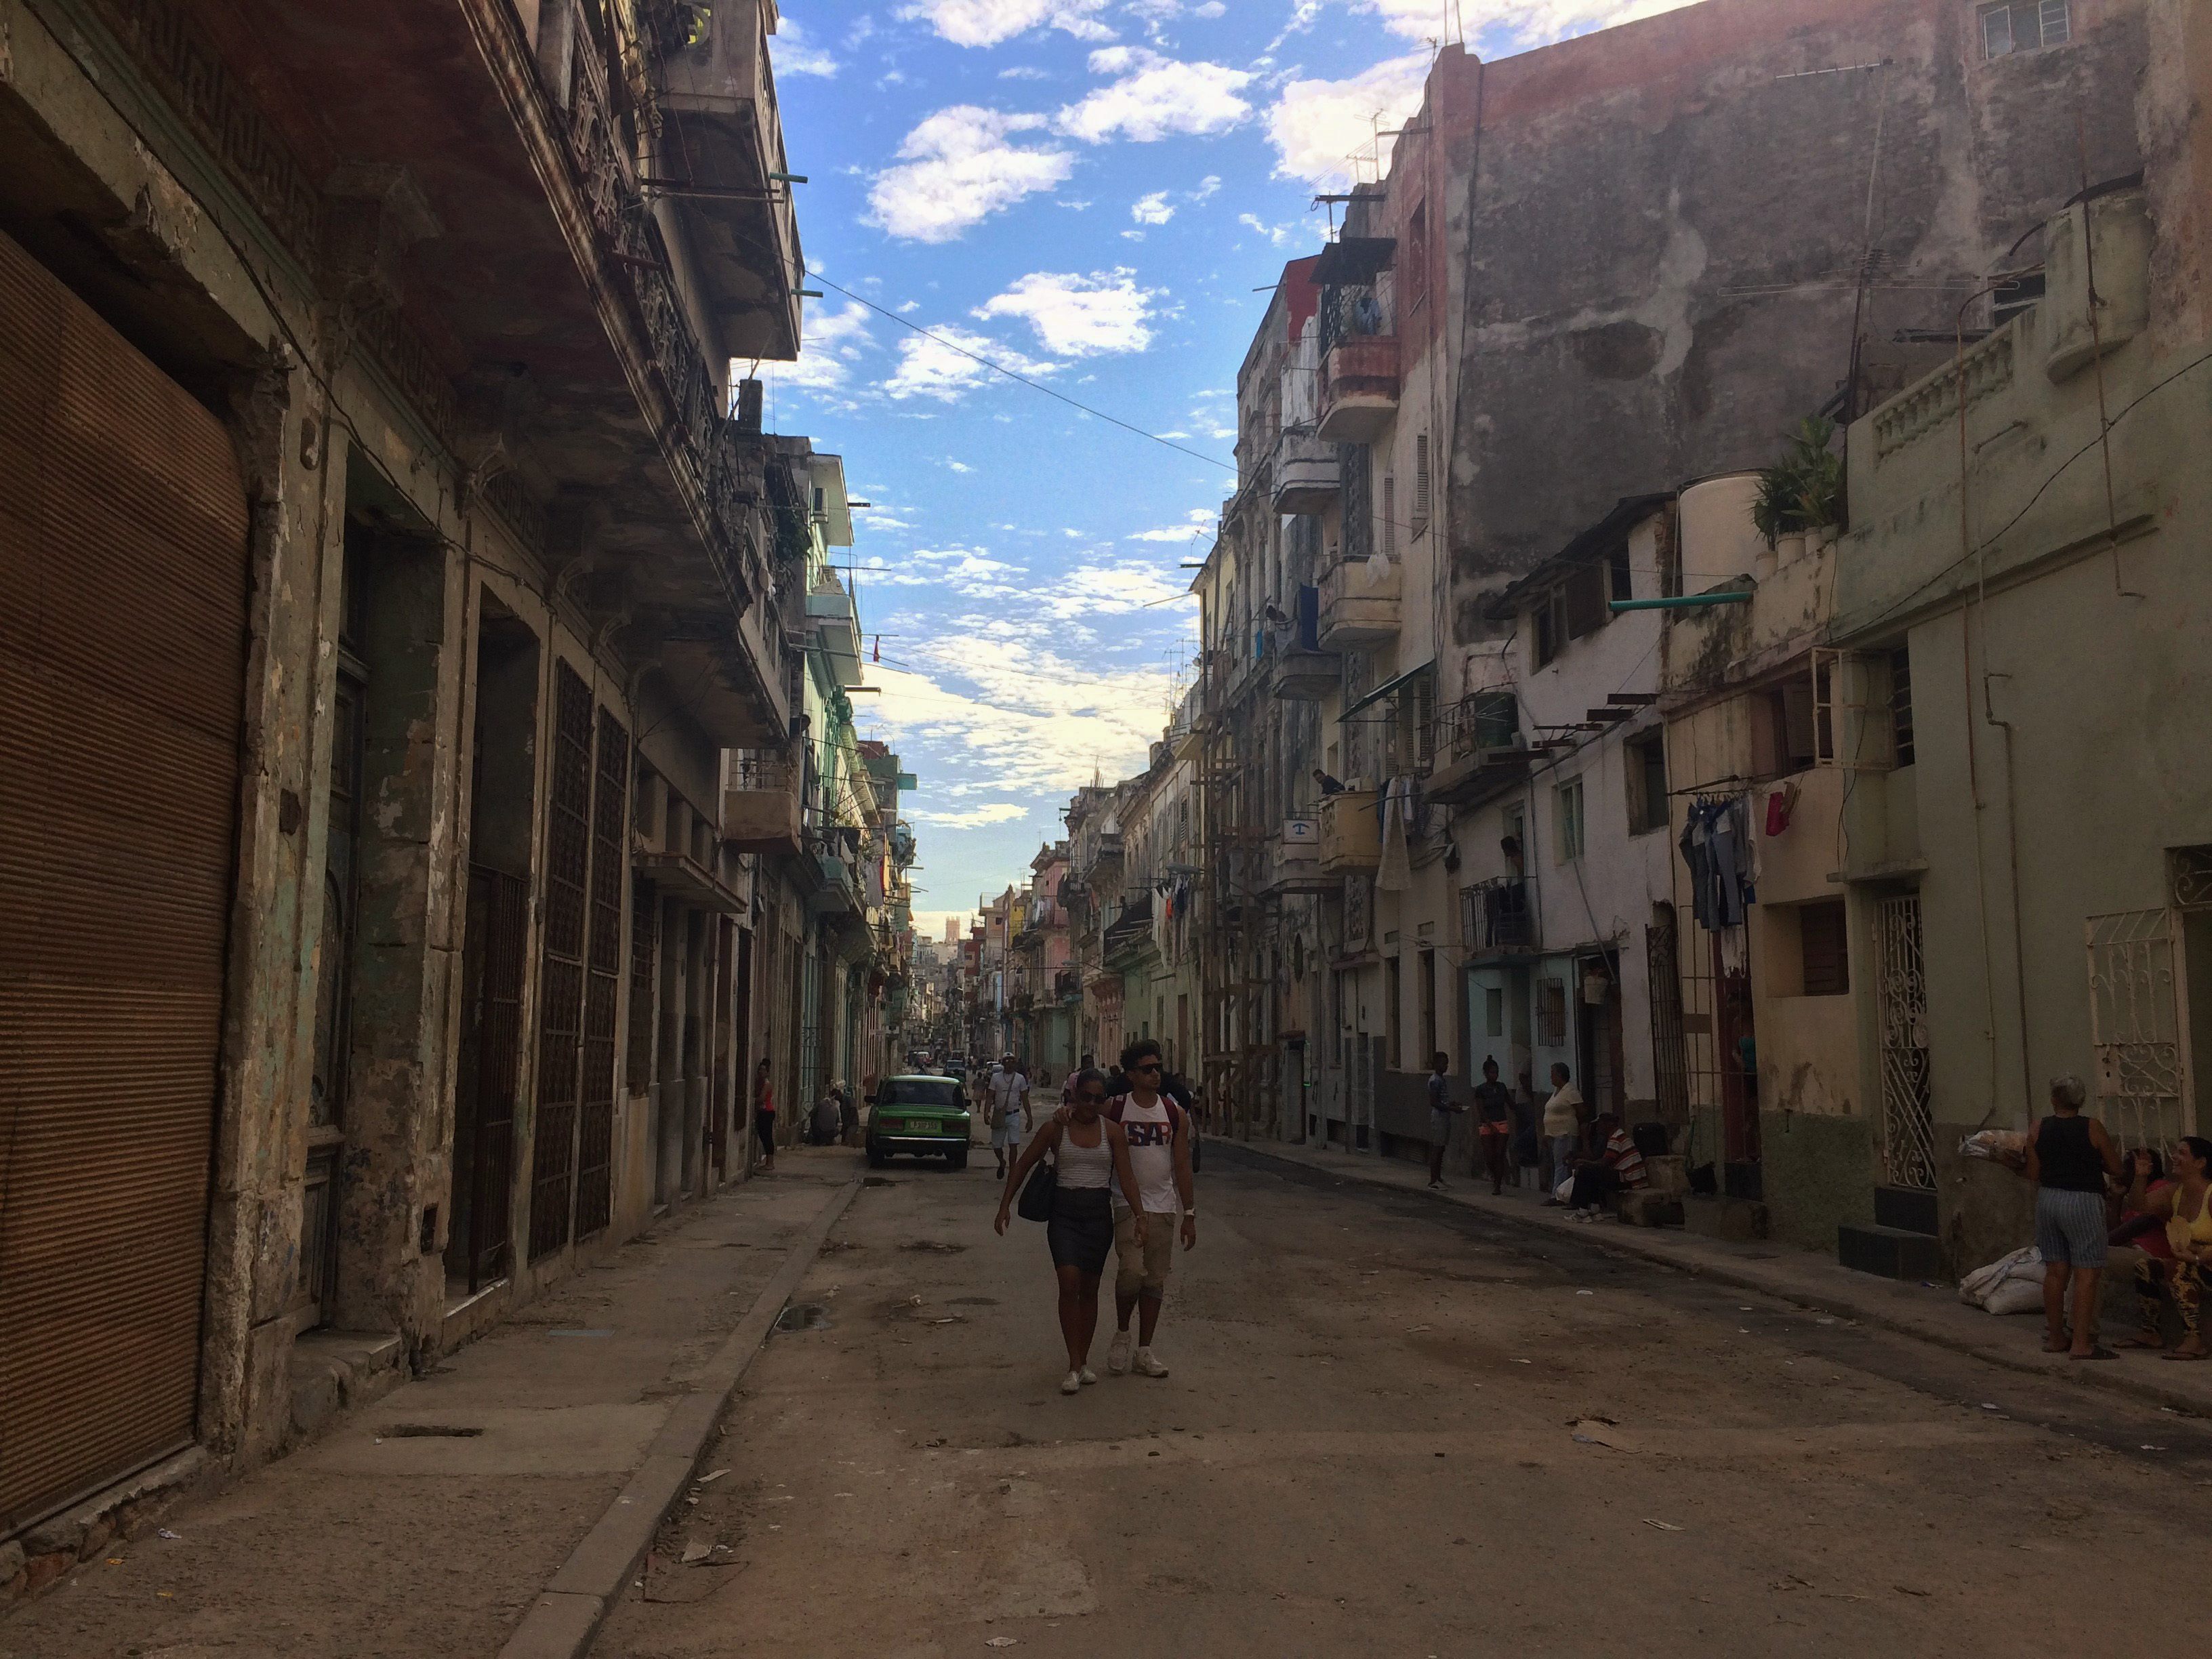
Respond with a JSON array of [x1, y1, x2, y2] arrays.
[[1618, 1190, 1684, 1228], [1838, 1221, 1946, 1282], [1873, 1183, 1939, 1237], [1683, 1193, 1769, 1242]]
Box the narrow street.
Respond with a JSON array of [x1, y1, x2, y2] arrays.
[[602, 1143, 2212, 1658]]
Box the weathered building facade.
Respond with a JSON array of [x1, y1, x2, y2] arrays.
[[1170, 0, 2154, 1188], [0, 0, 874, 1561]]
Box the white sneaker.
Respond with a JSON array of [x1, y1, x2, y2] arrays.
[[1061, 1370, 1082, 1395], [1132, 1347, 1170, 1378], [1079, 1367, 1099, 1385], [1107, 1329, 1133, 1374]]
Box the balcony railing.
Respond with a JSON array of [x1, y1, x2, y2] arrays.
[[724, 754, 802, 854], [1319, 791, 1382, 873], [1273, 430, 1340, 514], [1316, 284, 1399, 443], [1318, 558, 1402, 651], [1424, 693, 1531, 806], [1466, 877, 1535, 952]]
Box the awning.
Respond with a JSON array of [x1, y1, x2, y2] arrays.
[[1313, 236, 1397, 286], [1338, 659, 1433, 722]]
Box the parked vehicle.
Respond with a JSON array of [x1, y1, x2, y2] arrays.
[[866, 1075, 973, 1169]]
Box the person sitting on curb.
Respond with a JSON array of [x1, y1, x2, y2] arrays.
[[2119, 1135, 2212, 1360], [1563, 1111, 1647, 1221]]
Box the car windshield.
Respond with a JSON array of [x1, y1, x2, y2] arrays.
[[881, 1078, 963, 1108]]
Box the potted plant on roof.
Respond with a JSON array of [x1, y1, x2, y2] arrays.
[[1752, 417, 1845, 567]]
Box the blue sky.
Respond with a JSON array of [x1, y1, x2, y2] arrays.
[[757, 1, 1694, 937]]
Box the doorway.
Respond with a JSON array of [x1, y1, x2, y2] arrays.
[[447, 598, 538, 1292]]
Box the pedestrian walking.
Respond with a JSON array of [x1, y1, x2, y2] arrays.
[[752, 1057, 777, 1174], [1540, 1063, 1583, 1204], [1426, 1052, 1463, 1191], [989, 1054, 1031, 1179], [2118, 1135, 2212, 1359], [1472, 1057, 1514, 1195], [2018, 1074, 2123, 1359], [1101, 1038, 1195, 1378], [1063, 1054, 1094, 1107], [994, 1068, 1148, 1395]]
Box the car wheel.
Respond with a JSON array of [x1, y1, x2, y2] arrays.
[[867, 1143, 890, 1168], [947, 1147, 969, 1172]]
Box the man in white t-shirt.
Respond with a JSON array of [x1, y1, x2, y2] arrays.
[[1103, 1038, 1195, 1378], [988, 1053, 1030, 1179]]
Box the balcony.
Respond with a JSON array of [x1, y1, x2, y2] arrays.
[[1423, 694, 1530, 806], [1272, 647, 1340, 701], [1319, 791, 1382, 874], [724, 756, 802, 855], [810, 830, 862, 915], [1269, 819, 1335, 895], [1467, 877, 1535, 953], [1318, 558, 1403, 651], [806, 583, 865, 688], [653, 3, 803, 360], [1273, 430, 1340, 514], [1309, 283, 1397, 445]]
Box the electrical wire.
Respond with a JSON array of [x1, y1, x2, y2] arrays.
[[797, 267, 1237, 475]]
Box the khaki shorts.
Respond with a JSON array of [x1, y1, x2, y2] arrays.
[[1114, 1207, 1177, 1296]]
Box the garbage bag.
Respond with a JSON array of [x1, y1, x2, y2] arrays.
[[1959, 1244, 2043, 1314], [1960, 1128, 2028, 1163]]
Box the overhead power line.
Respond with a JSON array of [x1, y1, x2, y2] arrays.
[[799, 267, 1237, 476]]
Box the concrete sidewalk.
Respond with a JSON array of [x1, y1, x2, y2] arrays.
[[1, 1155, 861, 1659], [1228, 1137, 2212, 1421]]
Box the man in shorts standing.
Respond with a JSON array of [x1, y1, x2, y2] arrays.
[[989, 1053, 1029, 1179], [1105, 1038, 1195, 1378]]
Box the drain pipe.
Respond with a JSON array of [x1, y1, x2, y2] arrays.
[[1984, 672, 2036, 1122]]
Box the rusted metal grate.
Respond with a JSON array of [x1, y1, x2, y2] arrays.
[[1875, 895, 1936, 1189], [1646, 906, 1690, 1130], [628, 875, 659, 1087], [530, 663, 594, 1262], [466, 867, 527, 1288], [575, 710, 630, 1240]]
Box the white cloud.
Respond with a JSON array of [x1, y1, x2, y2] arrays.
[[972, 268, 1162, 356], [1380, 0, 1698, 48], [865, 644, 1180, 802], [1192, 173, 1221, 200], [1037, 560, 1191, 618], [1239, 213, 1300, 247], [882, 325, 1059, 400], [1131, 190, 1175, 225], [762, 300, 874, 394], [865, 106, 1073, 243], [998, 64, 1052, 79], [775, 16, 840, 76], [947, 459, 975, 473], [910, 802, 1031, 827], [1054, 47, 1253, 144], [1129, 508, 1216, 542], [899, 0, 1111, 47], [1265, 52, 1430, 184]]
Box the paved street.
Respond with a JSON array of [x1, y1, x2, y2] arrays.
[[600, 1145, 2212, 1658]]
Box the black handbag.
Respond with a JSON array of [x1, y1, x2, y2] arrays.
[[1017, 1154, 1057, 1223]]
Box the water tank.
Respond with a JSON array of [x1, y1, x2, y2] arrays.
[[1677, 471, 1765, 591]]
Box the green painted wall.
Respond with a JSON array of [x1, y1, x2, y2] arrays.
[[1759, 1110, 1877, 1254]]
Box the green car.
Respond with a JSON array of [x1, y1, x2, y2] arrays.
[[866, 1075, 973, 1170]]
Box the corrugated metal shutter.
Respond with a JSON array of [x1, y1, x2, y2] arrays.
[[0, 228, 246, 1534]]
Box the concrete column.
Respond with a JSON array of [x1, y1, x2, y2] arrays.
[[201, 350, 344, 1460], [331, 518, 467, 1348]]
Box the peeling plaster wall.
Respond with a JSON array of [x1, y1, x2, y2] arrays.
[[1446, 0, 2150, 657]]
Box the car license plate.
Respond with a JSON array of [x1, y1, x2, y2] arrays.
[[908, 1120, 937, 1134]]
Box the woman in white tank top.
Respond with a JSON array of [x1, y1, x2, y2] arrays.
[[995, 1067, 1147, 1394]]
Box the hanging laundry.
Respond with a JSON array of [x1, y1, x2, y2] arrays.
[[1377, 775, 1414, 892]]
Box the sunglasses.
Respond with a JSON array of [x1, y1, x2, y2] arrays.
[[1133, 1060, 1162, 1073]]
